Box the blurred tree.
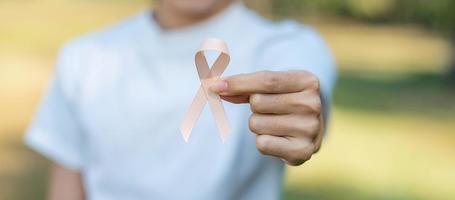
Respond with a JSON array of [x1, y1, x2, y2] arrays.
[[245, 0, 455, 81], [394, 0, 455, 82]]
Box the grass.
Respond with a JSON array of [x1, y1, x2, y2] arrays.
[[1, 1, 454, 200], [284, 105, 455, 200], [334, 70, 455, 117]]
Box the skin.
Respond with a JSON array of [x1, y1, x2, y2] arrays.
[[49, 164, 85, 200], [154, 0, 232, 29], [211, 71, 324, 166], [49, 0, 325, 199]]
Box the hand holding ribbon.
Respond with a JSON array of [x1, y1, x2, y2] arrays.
[[211, 71, 325, 166], [181, 39, 325, 166]]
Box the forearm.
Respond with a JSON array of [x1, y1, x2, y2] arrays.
[[48, 163, 85, 200]]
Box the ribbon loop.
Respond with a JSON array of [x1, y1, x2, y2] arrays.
[[181, 38, 231, 143]]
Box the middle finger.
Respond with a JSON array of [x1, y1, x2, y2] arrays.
[[248, 113, 320, 137]]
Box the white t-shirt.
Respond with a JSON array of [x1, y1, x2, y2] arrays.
[[25, 3, 336, 200]]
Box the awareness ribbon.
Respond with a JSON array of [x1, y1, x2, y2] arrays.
[[180, 38, 231, 143]]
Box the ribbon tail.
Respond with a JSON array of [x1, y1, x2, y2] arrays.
[[205, 90, 231, 143], [180, 87, 206, 143]]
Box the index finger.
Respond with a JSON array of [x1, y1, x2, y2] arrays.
[[214, 70, 318, 96]]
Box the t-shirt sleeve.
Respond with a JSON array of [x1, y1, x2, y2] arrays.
[[256, 24, 337, 128], [24, 44, 86, 171]]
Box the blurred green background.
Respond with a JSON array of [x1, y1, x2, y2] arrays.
[[0, 0, 454, 199]]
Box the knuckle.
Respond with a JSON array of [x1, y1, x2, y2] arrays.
[[289, 92, 306, 108], [286, 142, 314, 166], [289, 147, 313, 166], [295, 122, 310, 136], [261, 71, 280, 91], [293, 97, 310, 111], [310, 78, 321, 91], [306, 99, 322, 115], [311, 97, 322, 114], [256, 136, 271, 155], [305, 73, 320, 91], [299, 102, 317, 115], [295, 93, 322, 114], [286, 147, 303, 165], [305, 143, 315, 158], [249, 94, 263, 113], [301, 147, 314, 161], [293, 116, 320, 136], [308, 117, 321, 135], [248, 114, 262, 134]]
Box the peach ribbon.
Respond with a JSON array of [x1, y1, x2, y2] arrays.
[[180, 38, 231, 143]]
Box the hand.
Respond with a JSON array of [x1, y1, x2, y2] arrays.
[[211, 70, 324, 166]]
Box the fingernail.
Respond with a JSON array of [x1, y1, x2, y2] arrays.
[[211, 80, 228, 93]]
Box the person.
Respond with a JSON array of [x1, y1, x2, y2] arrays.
[[25, 0, 336, 199]]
